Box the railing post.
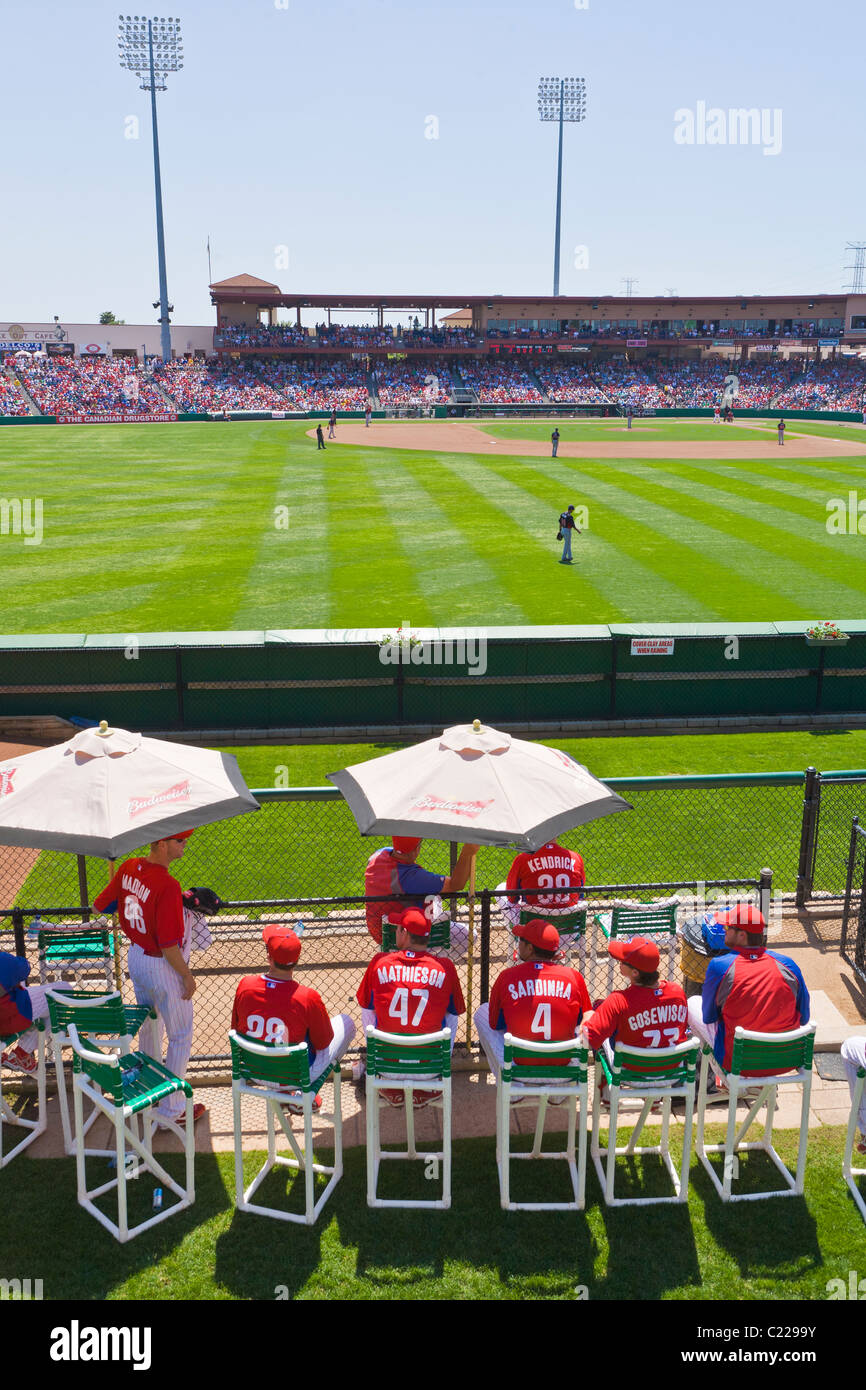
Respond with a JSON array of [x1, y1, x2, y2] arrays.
[[479, 888, 491, 1007], [12, 906, 25, 957], [759, 867, 773, 924], [796, 766, 820, 908], [175, 647, 186, 728], [841, 816, 860, 959]]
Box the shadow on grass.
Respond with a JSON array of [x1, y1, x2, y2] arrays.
[[691, 1141, 822, 1287], [0, 1152, 231, 1300]]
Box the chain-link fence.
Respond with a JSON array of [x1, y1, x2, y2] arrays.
[[1, 874, 766, 1074], [810, 775, 866, 897], [842, 820, 866, 986]]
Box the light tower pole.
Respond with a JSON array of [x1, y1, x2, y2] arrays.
[[538, 77, 587, 297], [118, 15, 184, 362]]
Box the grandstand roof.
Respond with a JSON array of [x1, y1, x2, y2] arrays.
[[210, 273, 281, 294]]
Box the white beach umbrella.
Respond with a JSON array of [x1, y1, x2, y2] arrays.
[[327, 719, 631, 850], [0, 720, 259, 858]]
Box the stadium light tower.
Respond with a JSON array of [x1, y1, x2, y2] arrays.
[[538, 77, 586, 297], [118, 15, 184, 362]]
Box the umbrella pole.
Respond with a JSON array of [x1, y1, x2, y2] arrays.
[[108, 858, 124, 995], [465, 853, 476, 1052]]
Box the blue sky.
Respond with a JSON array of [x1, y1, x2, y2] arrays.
[[1, 0, 863, 325]]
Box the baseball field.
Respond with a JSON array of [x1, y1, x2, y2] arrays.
[[3, 415, 866, 633]]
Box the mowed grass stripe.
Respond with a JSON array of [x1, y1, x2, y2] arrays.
[[423, 450, 645, 622], [361, 449, 534, 623], [318, 444, 437, 627], [459, 450, 724, 620], [231, 427, 333, 629], [548, 455, 845, 617], [1, 426, 248, 629], [624, 457, 866, 599]]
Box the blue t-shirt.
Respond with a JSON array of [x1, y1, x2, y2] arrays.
[[0, 951, 33, 1022]]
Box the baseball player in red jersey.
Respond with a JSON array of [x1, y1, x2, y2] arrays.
[[581, 937, 688, 1101], [504, 840, 585, 912], [364, 836, 478, 952], [232, 925, 355, 1112], [356, 907, 465, 1106], [474, 917, 591, 1077], [93, 829, 206, 1129]]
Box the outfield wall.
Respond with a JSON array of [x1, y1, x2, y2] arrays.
[[1, 624, 864, 731]]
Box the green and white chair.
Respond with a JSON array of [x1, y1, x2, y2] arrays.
[[381, 919, 451, 953], [591, 1038, 700, 1206], [696, 1023, 817, 1202], [517, 904, 588, 971], [37, 927, 115, 990], [230, 1030, 343, 1226], [67, 1023, 195, 1243], [497, 1033, 589, 1212], [843, 1063, 866, 1225], [593, 903, 679, 991], [365, 1026, 452, 1210], [46, 989, 155, 1157], [0, 1021, 47, 1167]]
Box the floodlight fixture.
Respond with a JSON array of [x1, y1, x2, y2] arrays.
[[538, 77, 587, 296], [118, 15, 183, 360]]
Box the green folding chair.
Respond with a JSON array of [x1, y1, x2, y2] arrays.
[[518, 904, 588, 971], [37, 928, 115, 991], [497, 1033, 589, 1212], [593, 903, 679, 990], [0, 1021, 47, 1167], [381, 919, 451, 953], [696, 1023, 816, 1201], [591, 1038, 700, 1206], [843, 1064, 866, 1225], [365, 1026, 452, 1210], [230, 1030, 343, 1225], [47, 989, 155, 1157], [68, 1023, 195, 1243]]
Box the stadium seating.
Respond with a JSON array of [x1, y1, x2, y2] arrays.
[[457, 358, 543, 403], [16, 358, 167, 416], [0, 365, 32, 415]]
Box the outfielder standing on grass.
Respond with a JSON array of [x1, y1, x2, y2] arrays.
[[93, 830, 206, 1130]]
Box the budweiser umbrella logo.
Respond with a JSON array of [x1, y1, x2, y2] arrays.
[[0, 768, 16, 797], [408, 794, 494, 819], [128, 779, 192, 819]]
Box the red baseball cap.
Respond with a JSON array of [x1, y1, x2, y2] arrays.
[[716, 905, 766, 931], [262, 924, 302, 965], [608, 936, 660, 972], [515, 918, 560, 952], [160, 828, 194, 842], [392, 836, 422, 855], [398, 908, 430, 937]]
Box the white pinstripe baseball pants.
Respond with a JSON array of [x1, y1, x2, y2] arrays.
[[128, 943, 193, 1120], [842, 1037, 866, 1135]]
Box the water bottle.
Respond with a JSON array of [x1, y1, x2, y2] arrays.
[[120, 1062, 141, 1087], [152, 1188, 163, 1211], [27, 913, 43, 940], [295, 920, 304, 936]]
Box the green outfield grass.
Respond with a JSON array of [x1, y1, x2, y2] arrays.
[[16, 730, 866, 909], [2, 420, 865, 632], [2, 1128, 864, 1300]]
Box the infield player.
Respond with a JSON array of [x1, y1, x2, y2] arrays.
[[328, 407, 337, 439], [364, 836, 478, 955], [777, 416, 786, 445], [356, 907, 465, 1106], [93, 830, 206, 1129], [232, 925, 355, 1113], [474, 917, 591, 1083]]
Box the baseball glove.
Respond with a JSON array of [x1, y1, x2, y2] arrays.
[[182, 886, 224, 915]]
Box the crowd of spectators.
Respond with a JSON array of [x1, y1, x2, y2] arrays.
[[216, 323, 309, 348], [17, 358, 168, 415], [456, 358, 543, 403], [374, 359, 452, 407], [774, 360, 866, 411], [533, 361, 611, 404], [0, 365, 32, 415]]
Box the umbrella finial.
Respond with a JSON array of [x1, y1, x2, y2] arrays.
[[472, 718, 482, 732], [98, 720, 110, 736]]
